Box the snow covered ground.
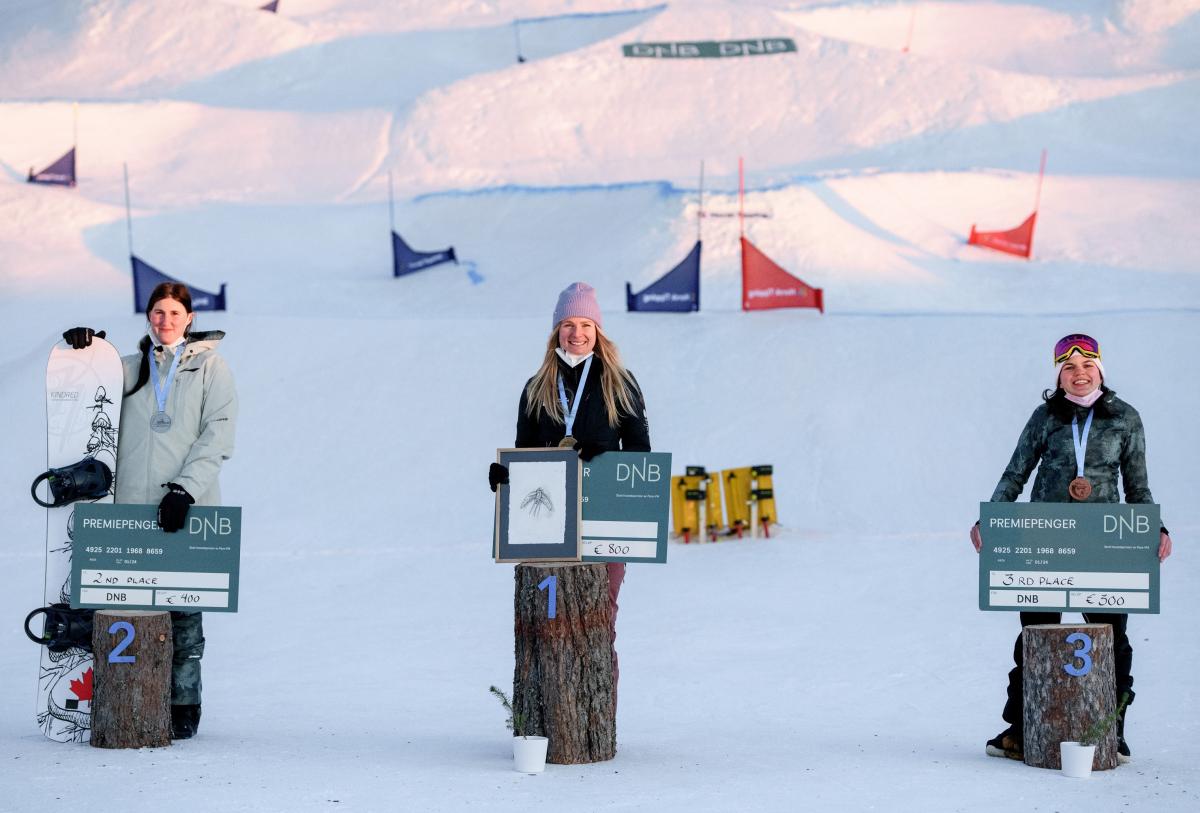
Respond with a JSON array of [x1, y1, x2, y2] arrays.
[[0, 0, 1197, 810]]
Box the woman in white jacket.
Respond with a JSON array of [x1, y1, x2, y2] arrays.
[[64, 281, 237, 740]]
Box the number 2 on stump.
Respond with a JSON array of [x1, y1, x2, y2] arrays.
[[538, 575, 557, 619], [107, 621, 137, 664], [1063, 631, 1092, 676]]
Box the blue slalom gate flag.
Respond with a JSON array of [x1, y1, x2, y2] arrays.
[[626, 240, 701, 312], [131, 255, 227, 312], [391, 230, 457, 277], [27, 148, 76, 187], [259, 0, 279, 12]]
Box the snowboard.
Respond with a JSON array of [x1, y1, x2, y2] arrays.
[[36, 338, 123, 742]]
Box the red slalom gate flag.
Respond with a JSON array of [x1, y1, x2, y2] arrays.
[[968, 211, 1037, 259], [740, 237, 824, 312]]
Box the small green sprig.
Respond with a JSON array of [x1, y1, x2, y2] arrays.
[[1080, 692, 1131, 747], [489, 685, 526, 735]]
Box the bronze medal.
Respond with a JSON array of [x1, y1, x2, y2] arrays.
[[558, 435, 577, 449], [1068, 476, 1092, 501]]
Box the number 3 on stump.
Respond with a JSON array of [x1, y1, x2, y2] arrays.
[[1063, 632, 1093, 677]]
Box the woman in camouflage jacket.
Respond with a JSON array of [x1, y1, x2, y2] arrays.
[[970, 334, 1172, 764]]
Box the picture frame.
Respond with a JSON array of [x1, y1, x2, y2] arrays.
[[494, 448, 582, 563]]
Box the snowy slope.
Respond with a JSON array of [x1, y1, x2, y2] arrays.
[[386, 3, 1187, 188], [0, 0, 314, 99], [779, 0, 1200, 75], [0, 0, 1198, 810]]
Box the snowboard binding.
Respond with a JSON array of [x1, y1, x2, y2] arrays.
[[24, 604, 95, 653], [30, 456, 113, 507]]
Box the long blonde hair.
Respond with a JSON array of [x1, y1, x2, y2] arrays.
[[524, 327, 638, 428]]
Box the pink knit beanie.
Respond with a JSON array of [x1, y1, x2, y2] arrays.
[[553, 282, 602, 329]]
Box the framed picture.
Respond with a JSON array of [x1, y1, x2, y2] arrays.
[[494, 448, 582, 563]]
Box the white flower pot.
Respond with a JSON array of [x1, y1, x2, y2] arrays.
[[1060, 742, 1096, 778], [513, 735, 548, 773]]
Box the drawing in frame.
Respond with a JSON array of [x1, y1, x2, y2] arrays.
[[494, 448, 582, 563]]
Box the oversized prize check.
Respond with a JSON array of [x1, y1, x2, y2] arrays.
[[581, 451, 672, 564], [978, 502, 1160, 613], [71, 503, 241, 612]]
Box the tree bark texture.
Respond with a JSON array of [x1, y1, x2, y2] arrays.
[[1023, 623, 1117, 770], [91, 609, 172, 749], [513, 562, 615, 764]]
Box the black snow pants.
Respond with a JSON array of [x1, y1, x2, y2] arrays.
[[1002, 611, 1133, 731]]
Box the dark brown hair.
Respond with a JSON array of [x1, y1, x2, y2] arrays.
[[126, 283, 194, 397]]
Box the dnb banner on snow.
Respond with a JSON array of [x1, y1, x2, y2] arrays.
[[978, 502, 1160, 614], [626, 241, 700, 312], [132, 256, 226, 312], [72, 504, 242, 612], [623, 38, 796, 59]]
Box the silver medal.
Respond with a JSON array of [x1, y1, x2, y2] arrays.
[[150, 412, 173, 433]]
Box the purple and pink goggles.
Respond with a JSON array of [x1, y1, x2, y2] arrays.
[[1053, 334, 1101, 365]]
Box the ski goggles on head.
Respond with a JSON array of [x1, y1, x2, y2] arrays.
[[1053, 334, 1101, 366]]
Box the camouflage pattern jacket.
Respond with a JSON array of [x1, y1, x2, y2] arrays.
[[990, 388, 1154, 505]]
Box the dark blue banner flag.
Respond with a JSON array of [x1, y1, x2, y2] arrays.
[[392, 231, 457, 277], [260, 0, 279, 12], [132, 255, 227, 313], [626, 240, 700, 312], [27, 148, 76, 187]]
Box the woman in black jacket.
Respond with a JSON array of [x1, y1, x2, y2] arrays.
[[491, 282, 650, 706]]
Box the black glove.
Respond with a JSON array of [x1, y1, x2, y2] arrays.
[[489, 463, 509, 492], [62, 327, 106, 349], [574, 441, 605, 462], [158, 483, 195, 533]]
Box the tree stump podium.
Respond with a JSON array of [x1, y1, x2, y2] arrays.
[[1022, 623, 1118, 770], [91, 610, 173, 749], [513, 562, 615, 764]]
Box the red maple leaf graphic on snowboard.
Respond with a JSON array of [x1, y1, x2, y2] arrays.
[[70, 668, 93, 702]]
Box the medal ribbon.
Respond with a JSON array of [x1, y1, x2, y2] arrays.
[[557, 355, 593, 439], [149, 344, 184, 416], [1071, 409, 1094, 479]]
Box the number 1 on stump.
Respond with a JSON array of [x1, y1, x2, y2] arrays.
[[538, 575, 557, 619]]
